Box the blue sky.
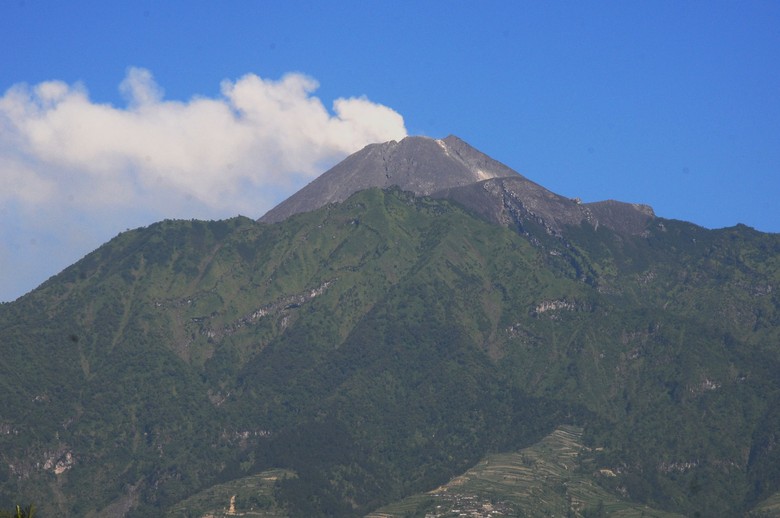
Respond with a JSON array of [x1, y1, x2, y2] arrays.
[[1, 1, 779, 301]]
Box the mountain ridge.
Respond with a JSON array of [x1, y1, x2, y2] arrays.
[[432, 176, 655, 237], [260, 135, 656, 238]]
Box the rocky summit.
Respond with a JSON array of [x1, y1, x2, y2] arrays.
[[260, 135, 512, 222], [261, 135, 655, 237]]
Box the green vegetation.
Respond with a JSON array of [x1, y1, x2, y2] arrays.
[[750, 491, 780, 517], [0, 188, 778, 517], [369, 426, 684, 517], [0, 505, 35, 518], [166, 468, 293, 517]]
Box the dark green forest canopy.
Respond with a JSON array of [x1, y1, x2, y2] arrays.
[[0, 188, 778, 517]]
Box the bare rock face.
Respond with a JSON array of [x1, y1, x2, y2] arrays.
[[259, 134, 655, 236], [259, 135, 514, 223], [433, 177, 655, 236]]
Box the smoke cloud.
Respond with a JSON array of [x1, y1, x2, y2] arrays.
[[0, 68, 408, 301]]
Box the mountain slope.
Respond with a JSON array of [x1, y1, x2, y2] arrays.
[[260, 135, 655, 240], [369, 426, 685, 518], [1, 190, 590, 516], [433, 176, 655, 236], [260, 135, 516, 223]]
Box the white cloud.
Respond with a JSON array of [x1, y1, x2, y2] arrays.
[[0, 68, 407, 301]]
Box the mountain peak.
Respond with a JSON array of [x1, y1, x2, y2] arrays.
[[259, 135, 655, 236], [259, 135, 516, 223]]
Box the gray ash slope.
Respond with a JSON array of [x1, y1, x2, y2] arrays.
[[260, 135, 512, 223], [260, 135, 654, 236]]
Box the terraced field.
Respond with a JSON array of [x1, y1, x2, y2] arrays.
[[166, 469, 293, 518], [368, 426, 683, 518], [751, 492, 780, 517]]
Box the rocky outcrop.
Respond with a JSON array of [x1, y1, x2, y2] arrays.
[[433, 176, 654, 237]]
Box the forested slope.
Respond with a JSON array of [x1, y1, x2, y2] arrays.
[[0, 187, 778, 517]]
